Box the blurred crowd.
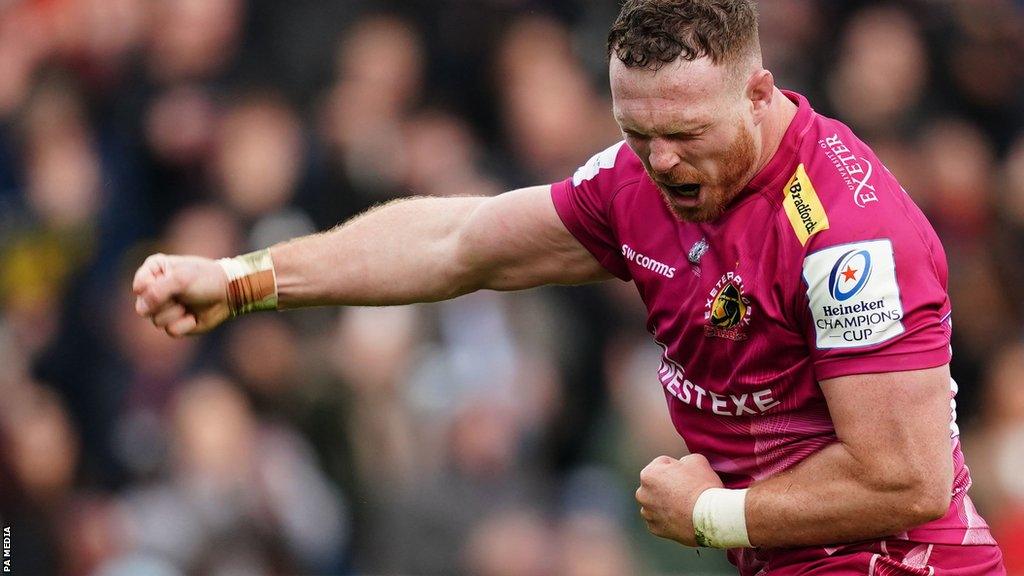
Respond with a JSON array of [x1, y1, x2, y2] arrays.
[[0, 0, 1022, 574]]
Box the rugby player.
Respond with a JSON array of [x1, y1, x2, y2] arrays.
[[132, 1, 1007, 573]]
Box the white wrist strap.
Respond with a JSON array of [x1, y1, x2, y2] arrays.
[[692, 488, 751, 548], [216, 248, 278, 316]]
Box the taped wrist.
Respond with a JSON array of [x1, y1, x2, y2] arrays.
[[217, 248, 278, 317], [692, 488, 751, 549]]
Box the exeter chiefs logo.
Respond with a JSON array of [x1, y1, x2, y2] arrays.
[[704, 272, 752, 341]]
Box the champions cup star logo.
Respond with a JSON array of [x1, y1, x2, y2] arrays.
[[841, 265, 858, 283], [828, 250, 873, 302]]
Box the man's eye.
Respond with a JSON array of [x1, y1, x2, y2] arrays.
[[668, 132, 699, 141]]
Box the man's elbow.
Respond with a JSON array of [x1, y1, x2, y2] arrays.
[[865, 458, 952, 528], [904, 479, 952, 525], [880, 466, 952, 527]]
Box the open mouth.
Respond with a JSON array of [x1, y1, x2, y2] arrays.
[[664, 183, 701, 199]]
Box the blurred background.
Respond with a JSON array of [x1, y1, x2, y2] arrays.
[[0, 0, 1022, 574]]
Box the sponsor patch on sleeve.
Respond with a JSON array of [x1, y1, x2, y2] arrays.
[[802, 239, 905, 349], [783, 164, 829, 245]]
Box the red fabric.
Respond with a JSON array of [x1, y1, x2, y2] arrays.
[[991, 508, 1024, 575]]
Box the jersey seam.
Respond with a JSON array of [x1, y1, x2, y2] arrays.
[[891, 190, 944, 288], [605, 176, 643, 242], [773, 207, 808, 332], [759, 110, 817, 327], [813, 343, 951, 378], [756, 111, 818, 209], [555, 179, 631, 280], [756, 167, 800, 209], [813, 341, 949, 361]]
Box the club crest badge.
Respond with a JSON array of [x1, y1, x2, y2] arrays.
[[704, 271, 752, 341], [688, 237, 709, 264]]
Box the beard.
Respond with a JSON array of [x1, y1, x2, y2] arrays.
[[657, 121, 758, 223]]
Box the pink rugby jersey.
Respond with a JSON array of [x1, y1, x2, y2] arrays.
[[550, 91, 995, 548]]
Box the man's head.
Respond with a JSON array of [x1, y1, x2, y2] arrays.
[[608, 0, 776, 222]]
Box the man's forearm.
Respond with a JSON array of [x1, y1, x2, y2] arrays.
[[271, 196, 487, 308], [744, 441, 951, 547]]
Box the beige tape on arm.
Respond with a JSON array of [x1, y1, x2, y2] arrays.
[[692, 488, 752, 549], [217, 248, 279, 317]]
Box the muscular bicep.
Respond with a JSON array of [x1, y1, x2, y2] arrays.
[[820, 365, 953, 492], [457, 185, 613, 291]]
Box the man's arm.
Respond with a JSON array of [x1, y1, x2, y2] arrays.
[[636, 365, 954, 548], [133, 185, 611, 336], [744, 364, 953, 546], [272, 185, 610, 307]]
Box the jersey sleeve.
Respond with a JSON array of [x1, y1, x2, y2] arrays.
[[550, 142, 633, 281], [795, 161, 952, 382]]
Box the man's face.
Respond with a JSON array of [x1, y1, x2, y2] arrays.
[[610, 57, 759, 222]]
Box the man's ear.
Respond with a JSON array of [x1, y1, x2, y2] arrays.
[[746, 69, 774, 124]]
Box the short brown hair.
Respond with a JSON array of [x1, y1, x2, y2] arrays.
[[608, 0, 760, 70]]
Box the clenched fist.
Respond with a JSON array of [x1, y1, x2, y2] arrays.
[[635, 453, 724, 546], [132, 253, 231, 337]]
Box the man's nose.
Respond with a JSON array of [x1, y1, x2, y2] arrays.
[[648, 138, 680, 175]]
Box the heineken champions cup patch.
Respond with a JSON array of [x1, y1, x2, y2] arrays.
[[802, 239, 904, 349]]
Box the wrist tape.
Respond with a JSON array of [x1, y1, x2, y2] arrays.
[[692, 488, 751, 549], [217, 248, 278, 317]]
